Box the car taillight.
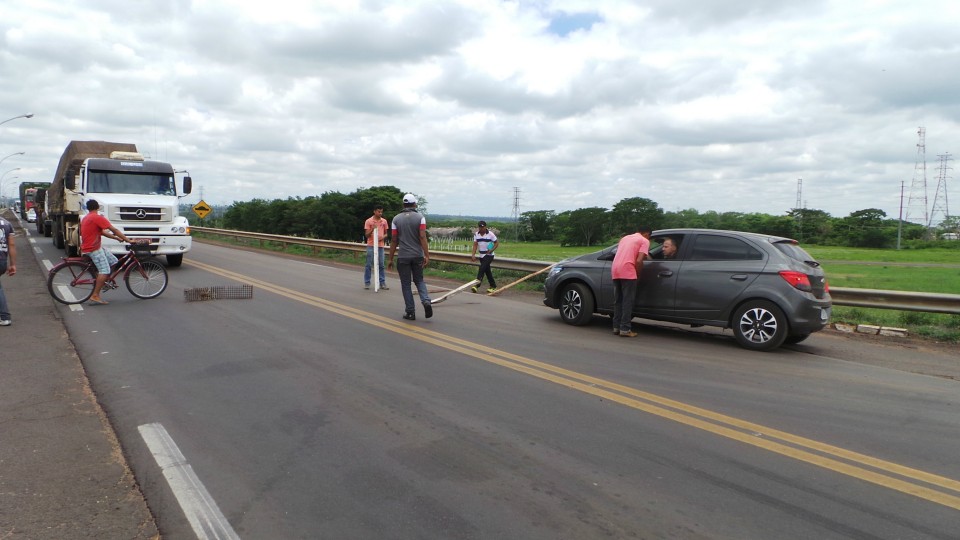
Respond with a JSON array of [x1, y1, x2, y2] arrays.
[[779, 270, 812, 292]]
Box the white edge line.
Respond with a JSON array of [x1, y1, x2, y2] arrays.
[[138, 423, 241, 540]]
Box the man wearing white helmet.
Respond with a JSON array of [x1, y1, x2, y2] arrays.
[[387, 194, 433, 320]]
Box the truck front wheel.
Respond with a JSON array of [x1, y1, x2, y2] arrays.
[[166, 254, 183, 267]]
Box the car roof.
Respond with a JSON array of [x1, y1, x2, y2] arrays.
[[652, 228, 796, 244]]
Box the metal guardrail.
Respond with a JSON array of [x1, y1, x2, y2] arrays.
[[192, 227, 960, 315], [191, 226, 549, 272]]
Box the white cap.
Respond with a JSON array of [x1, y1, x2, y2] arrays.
[[402, 193, 417, 204]]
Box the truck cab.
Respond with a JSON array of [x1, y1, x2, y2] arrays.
[[67, 151, 192, 266]]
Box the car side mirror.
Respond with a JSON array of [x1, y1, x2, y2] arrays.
[[182, 176, 192, 195], [65, 174, 76, 191]]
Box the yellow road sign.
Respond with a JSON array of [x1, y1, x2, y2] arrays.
[[193, 200, 212, 219]]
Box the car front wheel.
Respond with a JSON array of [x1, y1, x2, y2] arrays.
[[733, 300, 788, 351], [558, 282, 595, 326]]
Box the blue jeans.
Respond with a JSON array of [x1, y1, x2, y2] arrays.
[[0, 263, 9, 321], [612, 278, 637, 332], [396, 257, 430, 314], [364, 246, 385, 286]]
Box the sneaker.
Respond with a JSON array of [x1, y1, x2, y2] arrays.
[[364, 284, 370, 289], [471, 285, 478, 293], [403, 312, 416, 320], [487, 287, 498, 294], [423, 301, 433, 319], [380, 284, 389, 290], [619, 331, 638, 338], [0, 319, 11, 327], [612, 328, 620, 335]]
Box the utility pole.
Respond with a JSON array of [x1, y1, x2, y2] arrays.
[[897, 180, 904, 250], [795, 178, 802, 241], [511, 186, 521, 242]]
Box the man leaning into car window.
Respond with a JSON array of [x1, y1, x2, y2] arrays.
[[611, 225, 651, 338]]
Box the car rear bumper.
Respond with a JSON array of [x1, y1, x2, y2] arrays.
[[789, 300, 832, 334]]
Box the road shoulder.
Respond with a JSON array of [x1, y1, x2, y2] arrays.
[[0, 210, 158, 538]]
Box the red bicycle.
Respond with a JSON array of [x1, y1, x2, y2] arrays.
[[47, 244, 169, 305]]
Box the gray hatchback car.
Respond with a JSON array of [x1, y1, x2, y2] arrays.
[[543, 229, 831, 351]]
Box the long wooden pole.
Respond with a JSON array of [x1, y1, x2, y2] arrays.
[[487, 263, 557, 296], [430, 279, 481, 304]]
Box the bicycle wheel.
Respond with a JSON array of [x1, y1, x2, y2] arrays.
[[47, 261, 97, 304], [125, 259, 168, 299]]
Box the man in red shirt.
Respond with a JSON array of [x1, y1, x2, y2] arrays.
[[610, 226, 651, 337], [80, 199, 135, 305], [363, 204, 389, 290]]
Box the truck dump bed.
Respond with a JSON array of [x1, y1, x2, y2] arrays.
[[49, 141, 138, 213]]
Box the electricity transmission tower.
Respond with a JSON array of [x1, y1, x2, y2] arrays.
[[929, 153, 951, 228], [905, 127, 929, 227]]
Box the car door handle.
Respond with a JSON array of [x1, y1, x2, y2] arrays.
[[731, 274, 748, 281], [658, 271, 674, 277]]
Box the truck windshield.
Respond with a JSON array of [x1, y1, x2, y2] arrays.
[[88, 172, 175, 196]]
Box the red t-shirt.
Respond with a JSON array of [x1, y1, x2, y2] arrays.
[[611, 233, 650, 280], [80, 212, 111, 253]]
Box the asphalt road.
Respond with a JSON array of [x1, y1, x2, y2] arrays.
[[5, 213, 960, 539]]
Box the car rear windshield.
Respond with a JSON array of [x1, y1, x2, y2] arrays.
[[773, 240, 820, 267]]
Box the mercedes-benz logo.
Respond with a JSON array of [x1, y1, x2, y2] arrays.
[[135, 209, 147, 219]]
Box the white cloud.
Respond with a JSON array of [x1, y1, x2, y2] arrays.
[[2, 0, 958, 225]]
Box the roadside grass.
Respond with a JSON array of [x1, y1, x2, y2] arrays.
[[195, 233, 960, 343], [821, 264, 960, 294], [806, 246, 960, 264]]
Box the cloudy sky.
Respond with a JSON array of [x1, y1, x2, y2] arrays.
[[2, 0, 958, 223]]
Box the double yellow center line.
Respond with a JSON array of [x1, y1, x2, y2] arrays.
[[187, 259, 960, 511]]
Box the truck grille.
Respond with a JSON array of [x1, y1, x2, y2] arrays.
[[116, 206, 165, 221]]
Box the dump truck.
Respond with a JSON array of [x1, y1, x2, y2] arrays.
[[46, 141, 192, 266], [18, 182, 50, 220], [34, 187, 47, 235]]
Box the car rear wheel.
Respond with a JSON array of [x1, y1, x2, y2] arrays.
[[733, 300, 788, 351], [558, 282, 595, 326]]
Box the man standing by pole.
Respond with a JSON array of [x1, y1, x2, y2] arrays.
[[387, 194, 433, 320], [611, 225, 651, 337], [363, 204, 389, 291]]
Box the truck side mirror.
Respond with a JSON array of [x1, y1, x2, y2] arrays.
[[65, 174, 76, 191], [182, 176, 192, 195]]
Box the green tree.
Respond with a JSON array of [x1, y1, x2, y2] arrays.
[[557, 207, 609, 246], [662, 208, 702, 229], [833, 208, 890, 247], [519, 210, 556, 241], [788, 208, 833, 244], [609, 197, 663, 234]]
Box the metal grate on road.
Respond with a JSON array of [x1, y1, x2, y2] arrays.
[[183, 285, 253, 302]]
